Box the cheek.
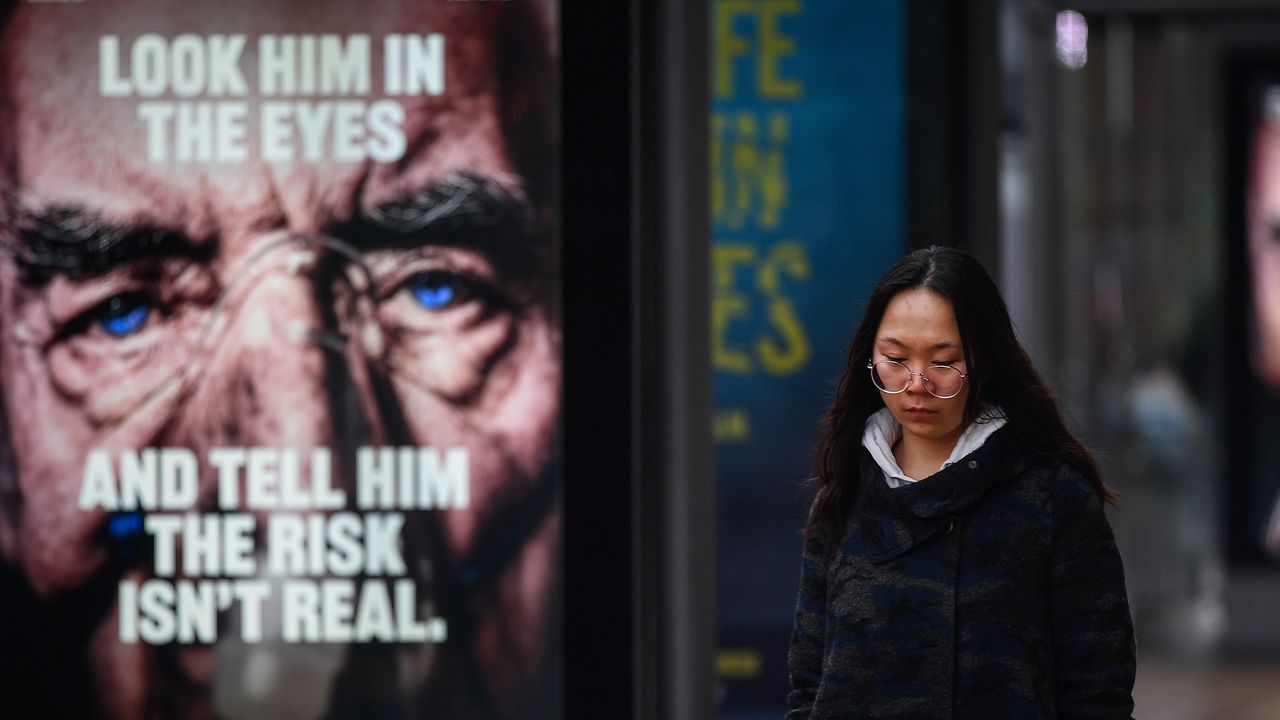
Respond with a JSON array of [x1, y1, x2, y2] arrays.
[[383, 311, 515, 403], [392, 314, 559, 556], [483, 318, 560, 467], [1, 352, 107, 593], [46, 320, 203, 426], [1254, 236, 1280, 308]]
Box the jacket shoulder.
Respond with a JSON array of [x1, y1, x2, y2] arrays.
[[1039, 457, 1107, 506], [994, 431, 1098, 492]]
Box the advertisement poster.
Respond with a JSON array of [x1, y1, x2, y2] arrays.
[[1244, 81, 1280, 560], [711, 0, 903, 712], [0, 1, 560, 718]]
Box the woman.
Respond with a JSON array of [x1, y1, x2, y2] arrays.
[[787, 247, 1136, 719]]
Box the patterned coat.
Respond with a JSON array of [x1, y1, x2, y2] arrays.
[[786, 427, 1136, 719]]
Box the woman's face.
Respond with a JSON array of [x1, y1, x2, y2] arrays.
[[872, 288, 970, 449]]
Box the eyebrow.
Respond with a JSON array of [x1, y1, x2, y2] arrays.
[[341, 173, 537, 254], [11, 205, 207, 284], [332, 173, 550, 289], [7, 173, 549, 285], [878, 336, 961, 351]]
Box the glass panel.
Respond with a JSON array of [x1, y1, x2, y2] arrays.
[[710, 1, 905, 715]]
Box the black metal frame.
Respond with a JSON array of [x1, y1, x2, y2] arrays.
[[562, 1, 713, 717]]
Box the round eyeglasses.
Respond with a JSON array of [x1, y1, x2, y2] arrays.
[[867, 360, 968, 399]]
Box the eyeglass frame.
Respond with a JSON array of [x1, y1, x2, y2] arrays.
[[865, 359, 968, 399]]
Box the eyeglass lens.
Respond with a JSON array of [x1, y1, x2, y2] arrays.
[[870, 361, 964, 398]]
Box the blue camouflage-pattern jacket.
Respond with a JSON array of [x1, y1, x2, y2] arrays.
[[787, 426, 1136, 719]]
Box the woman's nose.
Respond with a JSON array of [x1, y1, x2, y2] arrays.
[[904, 370, 928, 394]]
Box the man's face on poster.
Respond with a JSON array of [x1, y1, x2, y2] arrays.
[[1249, 103, 1280, 390], [0, 0, 558, 714]]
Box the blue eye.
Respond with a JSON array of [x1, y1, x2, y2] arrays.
[[97, 295, 151, 337], [407, 273, 463, 310]]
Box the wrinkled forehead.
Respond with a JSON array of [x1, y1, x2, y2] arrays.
[[1, 0, 515, 241]]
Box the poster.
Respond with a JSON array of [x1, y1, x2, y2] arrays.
[[0, 1, 560, 717], [1248, 86, 1280, 393], [710, 0, 904, 712], [1246, 83, 1280, 560]]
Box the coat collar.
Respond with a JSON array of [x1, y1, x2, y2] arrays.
[[855, 426, 1035, 563], [862, 406, 1008, 488]]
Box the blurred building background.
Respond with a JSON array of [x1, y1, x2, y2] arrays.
[[712, 2, 1280, 718]]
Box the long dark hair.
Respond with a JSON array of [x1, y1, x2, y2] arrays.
[[807, 246, 1115, 543]]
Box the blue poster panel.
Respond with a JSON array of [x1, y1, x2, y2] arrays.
[[0, 2, 561, 718], [711, 0, 905, 712]]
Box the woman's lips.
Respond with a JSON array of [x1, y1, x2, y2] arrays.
[[904, 407, 936, 418]]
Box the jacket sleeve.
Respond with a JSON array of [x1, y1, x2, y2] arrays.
[[785, 525, 829, 719], [1048, 465, 1137, 719]]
